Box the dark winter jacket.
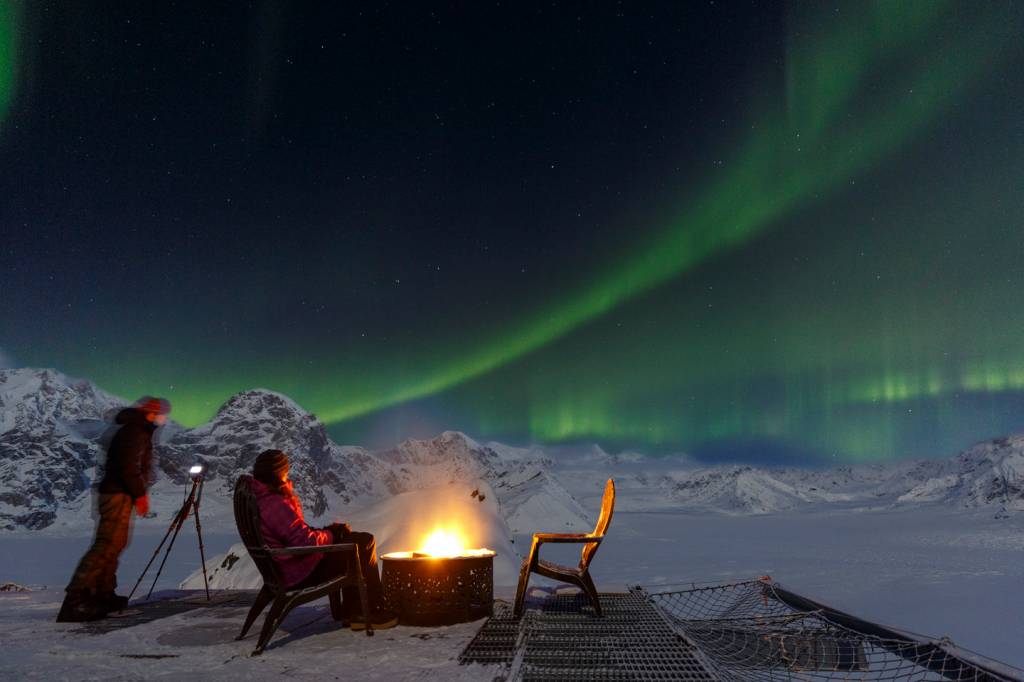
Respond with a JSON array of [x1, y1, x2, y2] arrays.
[[98, 408, 156, 499]]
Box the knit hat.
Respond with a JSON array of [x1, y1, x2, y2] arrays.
[[253, 449, 289, 484], [134, 396, 171, 415]]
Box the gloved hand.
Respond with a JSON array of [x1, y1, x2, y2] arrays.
[[134, 495, 150, 517]]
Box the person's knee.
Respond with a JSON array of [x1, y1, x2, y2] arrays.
[[97, 529, 128, 552], [349, 531, 374, 547]]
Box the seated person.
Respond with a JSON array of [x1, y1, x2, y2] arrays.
[[251, 449, 396, 630]]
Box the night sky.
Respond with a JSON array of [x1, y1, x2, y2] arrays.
[[2, 2, 1023, 463]]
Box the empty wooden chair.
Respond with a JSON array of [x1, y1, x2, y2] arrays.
[[233, 475, 373, 654], [513, 478, 615, 617]]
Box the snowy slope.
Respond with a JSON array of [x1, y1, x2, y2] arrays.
[[899, 436, 1024, 513], [374, 432, 590, 534]]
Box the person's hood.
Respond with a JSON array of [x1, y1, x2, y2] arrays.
[[115, 407, 156, 431], [249, 476, 294, 504], [250, 476, 272, 499]]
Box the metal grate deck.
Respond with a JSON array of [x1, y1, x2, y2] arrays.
[[459, 589, 720, 681]]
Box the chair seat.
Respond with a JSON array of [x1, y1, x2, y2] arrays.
[[537, 559, 581, 578]]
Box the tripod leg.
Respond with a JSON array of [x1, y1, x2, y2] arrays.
[[193, 483, 210, 601], [146, 493, 194, 600], [127, 499, 187, 602]]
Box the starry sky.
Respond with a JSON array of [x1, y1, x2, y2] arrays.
[[2, 1, 1024, 463]]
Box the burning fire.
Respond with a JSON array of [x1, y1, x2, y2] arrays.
[[419, 528, 465, 557], [381, 526, 494, 560]]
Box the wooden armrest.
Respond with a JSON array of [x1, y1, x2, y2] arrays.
[[265, 542, 356, 556], [533, 533, 602, 544]]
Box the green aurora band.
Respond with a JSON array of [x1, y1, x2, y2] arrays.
[[0, 2, 17, 130], [34, 2, 1024, 460], [300, 1, 1023, 423]]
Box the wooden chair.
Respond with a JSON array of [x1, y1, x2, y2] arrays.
[[233, 475, 373, 654], [513, 478, 615, 618]]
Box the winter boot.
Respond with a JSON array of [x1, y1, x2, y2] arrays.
[[349, 609, 398, 631], [101, 592, 130, 612], [56, 590, 109, 622]]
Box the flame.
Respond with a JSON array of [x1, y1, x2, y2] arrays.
[[418, 528, 466, 557]]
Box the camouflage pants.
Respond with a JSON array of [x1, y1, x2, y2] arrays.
[[66, 493, 133, 595]]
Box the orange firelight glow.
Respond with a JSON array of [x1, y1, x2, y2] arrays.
[[419, 528, 466, 557], [381, 526, 495, 560]]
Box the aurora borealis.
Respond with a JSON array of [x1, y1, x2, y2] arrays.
[[2, 2, 1024, 462]]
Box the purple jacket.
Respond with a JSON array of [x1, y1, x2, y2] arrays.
[[251, 478, 331, 587]]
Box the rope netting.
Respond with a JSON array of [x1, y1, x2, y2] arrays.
[[645, 579, 1023, 682]]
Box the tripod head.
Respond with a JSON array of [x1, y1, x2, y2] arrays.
[[189, 464, 205, 482]]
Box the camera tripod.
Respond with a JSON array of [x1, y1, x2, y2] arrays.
[[128, 472, 211, 602]]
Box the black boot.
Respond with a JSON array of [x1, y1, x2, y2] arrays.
[[56, 590, 109, 623], [101, 592, 130, 612]]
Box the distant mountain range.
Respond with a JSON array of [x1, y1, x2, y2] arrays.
[[0, 368, 587, 532], [0, 368, 1021, 531], [556, 447, 1024, 517]]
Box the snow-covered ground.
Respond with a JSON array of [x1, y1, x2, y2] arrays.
[[1, 498, 1021, 679]]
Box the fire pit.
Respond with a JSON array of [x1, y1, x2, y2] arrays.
[[381, 530, 495, 626]]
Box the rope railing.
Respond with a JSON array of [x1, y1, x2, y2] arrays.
[[644, 578, 1024, 682]]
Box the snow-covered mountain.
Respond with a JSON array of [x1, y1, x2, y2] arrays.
[[1, 367, 1022, 531], [554, 448, 1024, 516], [898, 436, 1024, 513], [0, 370, 589, 533], [0, 369, 126, 529], [158, 389, 381, 517], [160, 392, 589, 529]]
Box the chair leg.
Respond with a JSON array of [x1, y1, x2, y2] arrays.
[[350, 544, 374, 634], [513, 558, 532, 618], [253, 596, 289, 655], [579, 571, 601, 617], [237, 586, 271, 640], [329, 590, 343, 622], [356, 576, 372, 637]]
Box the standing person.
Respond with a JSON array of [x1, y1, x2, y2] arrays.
[[250, 449, 397, 630], [57, 396, 171, 622]]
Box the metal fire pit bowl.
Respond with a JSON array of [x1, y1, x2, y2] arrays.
[[381, 550, 495, 626]]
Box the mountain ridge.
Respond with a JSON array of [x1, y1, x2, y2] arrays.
[[0, 367, 1021, 531]]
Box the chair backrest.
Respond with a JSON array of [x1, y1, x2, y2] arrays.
[[580, 478, 615, 570], [233, 475, 285, 590]]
